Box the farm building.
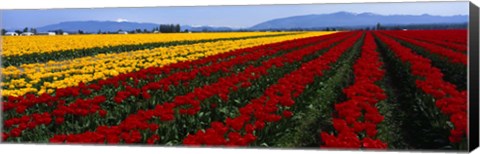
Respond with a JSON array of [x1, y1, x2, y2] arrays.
[[118, 31, 128, 34], [21, 32, 34, 36], [5, 32, 18, 36], [37, 32, 56, 35]]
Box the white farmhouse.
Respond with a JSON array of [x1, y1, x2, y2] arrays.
[[5, 32, 18, 36], [37, 32, 56, 36], [21, 32, 34, 36], [62, 32, 69, 35], [118, 31, 128, 34]]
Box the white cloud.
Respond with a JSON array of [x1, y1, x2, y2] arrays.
[[115, 18, 128, 22]]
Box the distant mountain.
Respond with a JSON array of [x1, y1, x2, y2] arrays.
[[37, 21, 159, 33], [181, 25, 233, 32], [250, 11, 468, 30], [35, 21, 236, 33]]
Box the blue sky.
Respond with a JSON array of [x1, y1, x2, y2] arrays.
[[1, 1, 469, 29]]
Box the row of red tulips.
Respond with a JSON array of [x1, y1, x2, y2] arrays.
[[320, 32, 387, 149], [381, 30, 466, 53], [381, 31, 467, 65], [375, 32, 467, 143]]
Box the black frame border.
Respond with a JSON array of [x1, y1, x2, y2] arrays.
[[469, 1, 479, 152]]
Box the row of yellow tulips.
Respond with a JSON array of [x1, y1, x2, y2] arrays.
[[2, 32, 289, 57]]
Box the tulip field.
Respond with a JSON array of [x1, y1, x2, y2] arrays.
[[0, 30, 468, 150]]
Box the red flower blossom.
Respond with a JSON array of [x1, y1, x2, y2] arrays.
[[142, 91, 151, 99], [49, 135, 67, 143], [147, 135, 160, 144], [16, 106, 27, 114], [106, 135, 121, 144], [99, 110, 107, 117], [2, 132, 9, 141], [282, 110, 293, 118], [254, 121, 266, 130], [362, 137, 387, 149], [9, 128, 23, 137], [210, 103, 217, 109], [149, 124, 159, 132], [55, 117, 65, 125]]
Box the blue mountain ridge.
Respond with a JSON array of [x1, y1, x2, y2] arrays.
[[32, 12, 468, 32], [36, 21, 233, 33], [249, 11, 468, 30]]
